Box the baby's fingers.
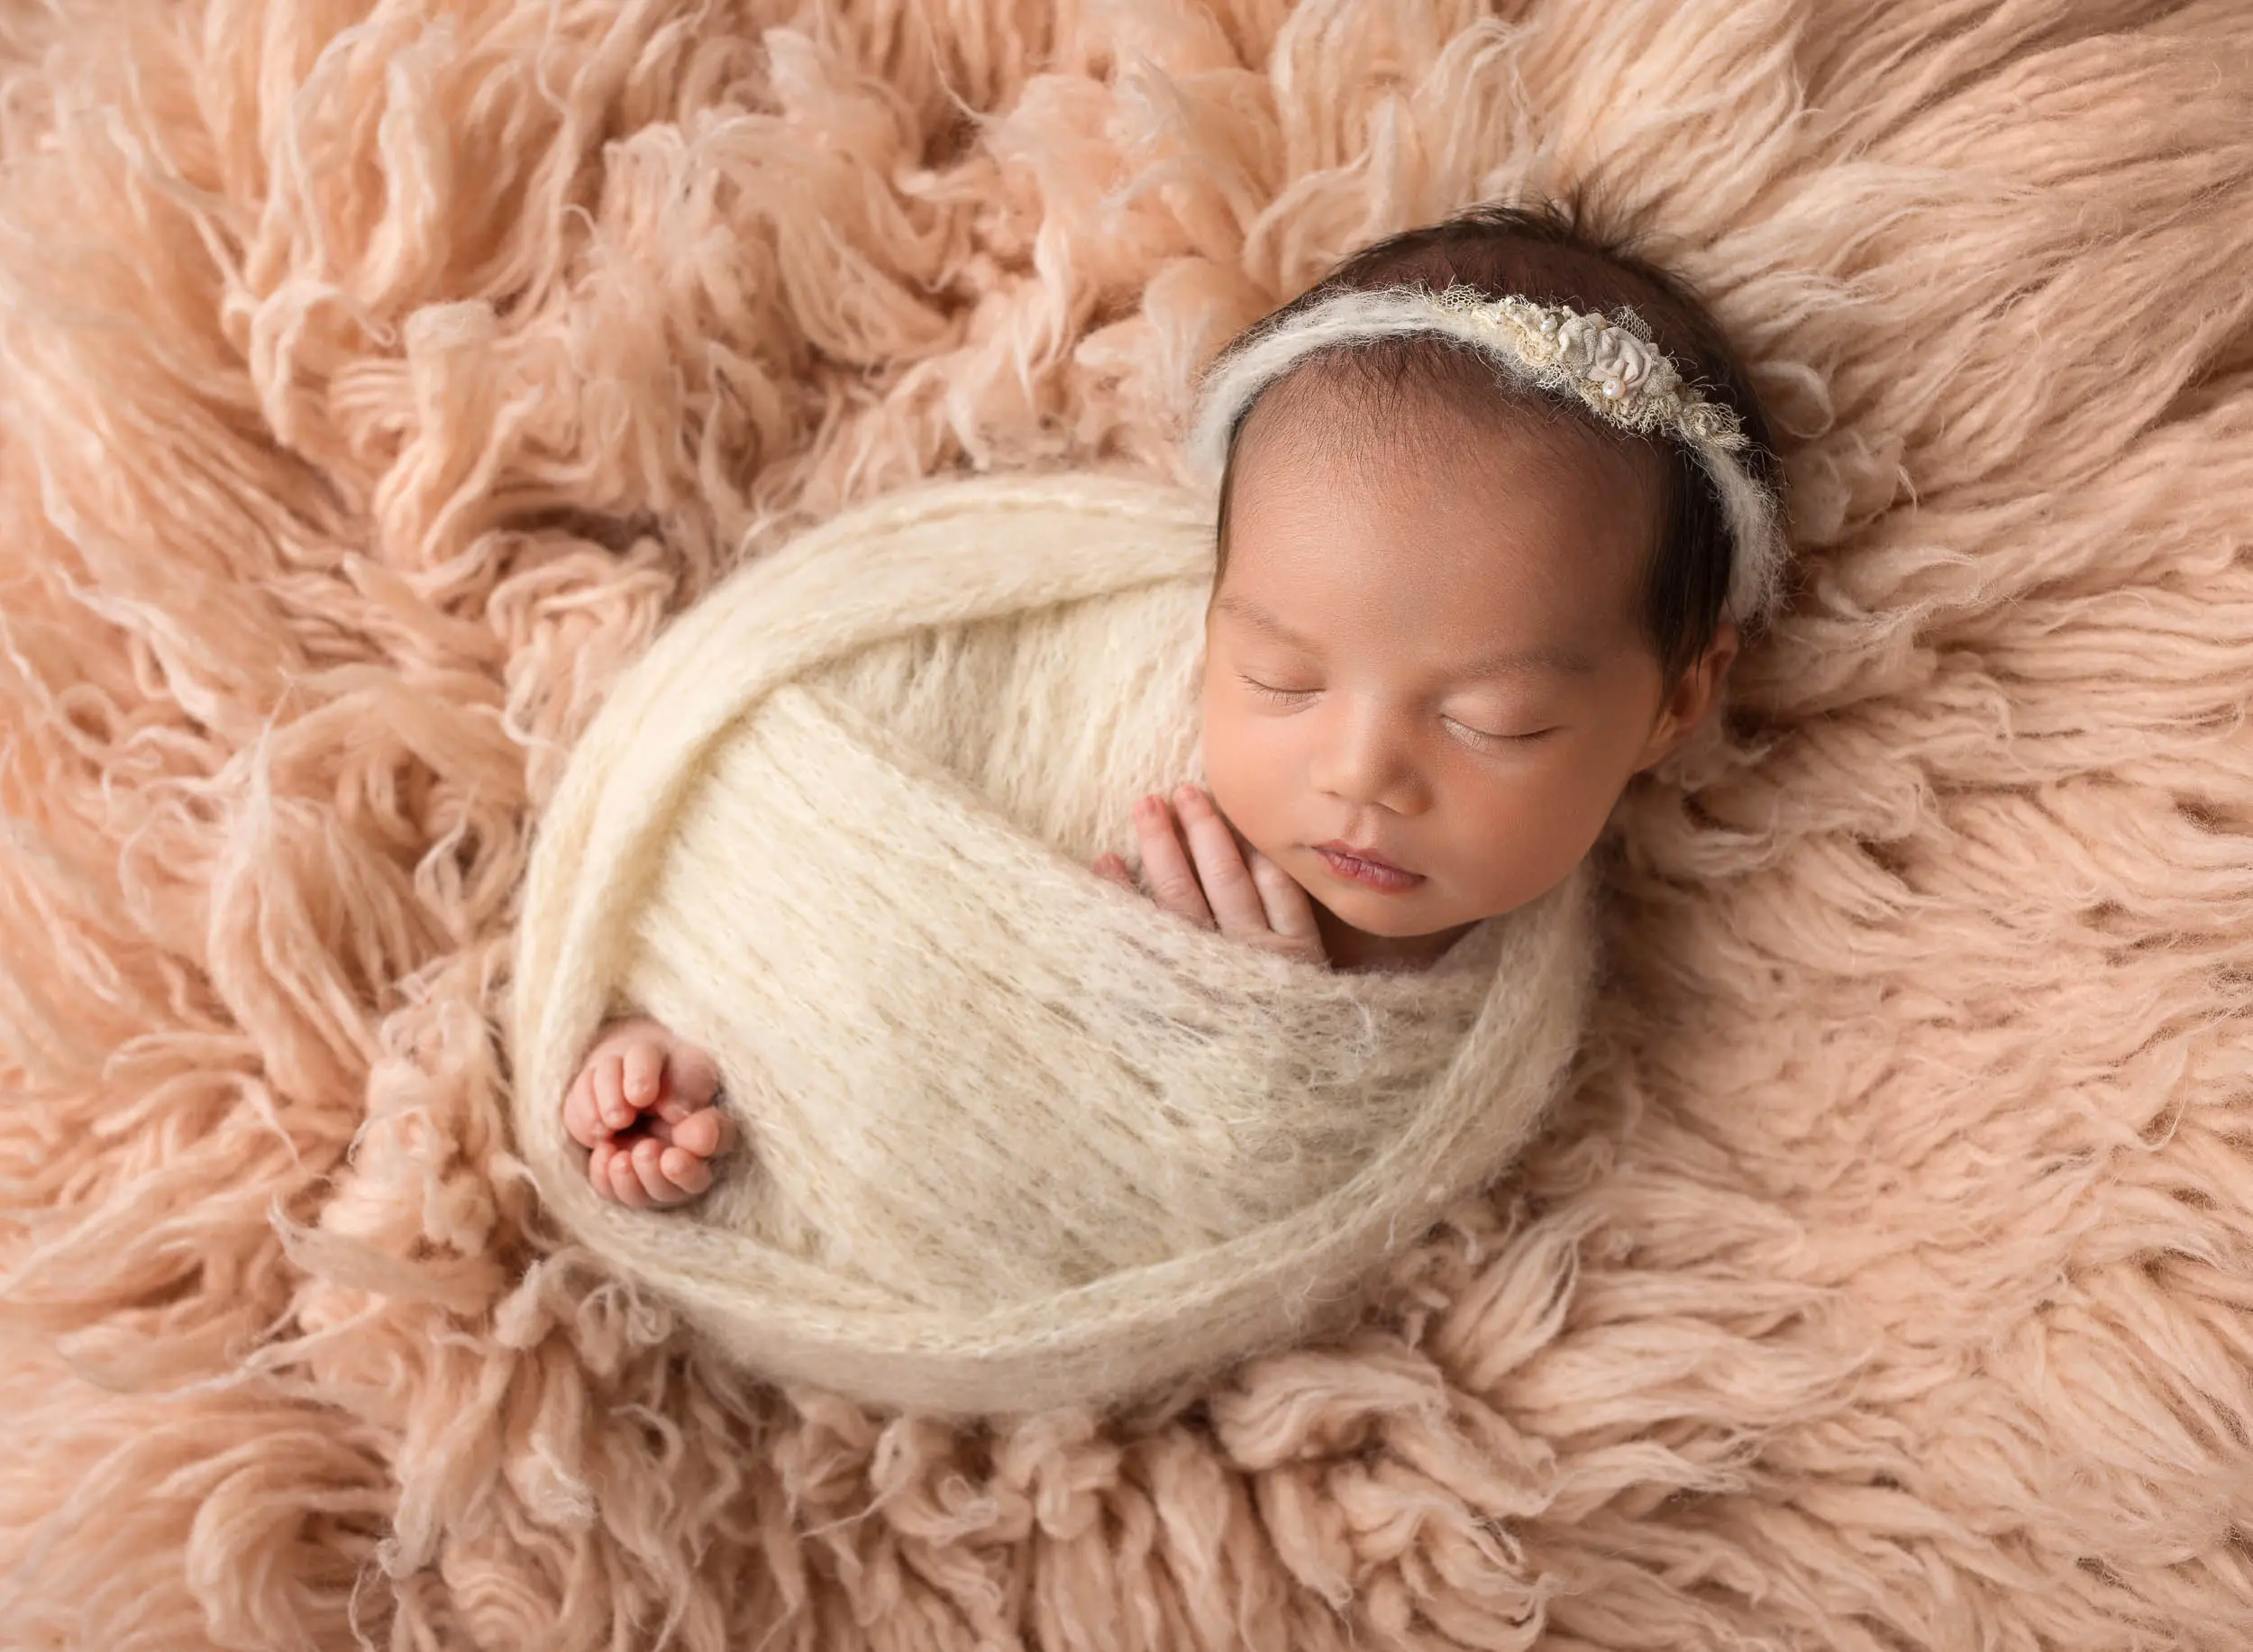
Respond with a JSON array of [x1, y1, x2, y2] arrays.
[[659, 1146, 716, 1198], [1247, 847, 1327, 960], [1171, 786, 1266, 937], [591, 1140, 652, 1208], [592, 1054, 636, 1133], [562, 1069, 607, 1148], [621, 1040, 664, 1109], [653, 1104, 736, 1160], [625, 1137, 686, 1206], [1133, 796, 1215, 929]]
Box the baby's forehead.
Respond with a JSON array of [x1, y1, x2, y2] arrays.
[[1216, 549, 1648, 669], [1218, 369, 1665, 640]]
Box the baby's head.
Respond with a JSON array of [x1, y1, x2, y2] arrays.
[[1190, 204, 1783, 969]]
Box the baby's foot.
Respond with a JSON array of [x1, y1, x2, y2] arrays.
[[561, 1017, 736, 1208]]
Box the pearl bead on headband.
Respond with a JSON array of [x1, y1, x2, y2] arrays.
[[1186, 284, 1787, 628]]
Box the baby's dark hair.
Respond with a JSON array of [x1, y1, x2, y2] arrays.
[[1209, 201, 1783, 694]]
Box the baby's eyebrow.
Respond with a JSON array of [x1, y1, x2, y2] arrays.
[[1212, 593, 1599, 679], [1454, 640, 1601, 679], [1211, 593, 1318, 651]]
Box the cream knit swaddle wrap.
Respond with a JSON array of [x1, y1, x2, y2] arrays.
[[508, 471, 1599, 1415]]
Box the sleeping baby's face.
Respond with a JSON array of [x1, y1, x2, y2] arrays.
[[1200, 367, 1737, 971]]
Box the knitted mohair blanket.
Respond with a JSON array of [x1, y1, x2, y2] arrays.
[[5, 0, 2253, 1648], [508, 472, 1597, 1415]]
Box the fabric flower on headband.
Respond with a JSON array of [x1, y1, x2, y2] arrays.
[[1425, 289, 1746, 446]]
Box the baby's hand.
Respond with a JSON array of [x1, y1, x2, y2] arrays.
[[561, 1017, 738, 1208], [1093, 785, 1327, 966]]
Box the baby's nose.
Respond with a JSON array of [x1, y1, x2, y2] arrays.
[[1309, 720, 1423, 812]]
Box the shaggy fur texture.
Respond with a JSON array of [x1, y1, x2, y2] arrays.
[[2, 0, 2249, 1647]]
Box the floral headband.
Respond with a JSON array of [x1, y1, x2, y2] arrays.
[[1186, 285, 1786, 628]]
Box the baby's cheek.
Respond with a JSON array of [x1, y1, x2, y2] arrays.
[[1444, 789, 1593, 917], [1200, 716, 1289, 857]]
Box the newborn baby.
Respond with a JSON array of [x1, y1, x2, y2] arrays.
[[562, 201, 1782, 1208]]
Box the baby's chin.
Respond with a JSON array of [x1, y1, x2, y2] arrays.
[[1321, 898, 1476, 940]]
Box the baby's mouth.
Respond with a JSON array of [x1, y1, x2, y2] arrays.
[[1310, 842, 1425, 892]]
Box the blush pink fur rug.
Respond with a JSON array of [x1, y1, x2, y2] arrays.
[[3, 0, 2250, 1647]]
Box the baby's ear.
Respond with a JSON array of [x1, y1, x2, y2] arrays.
[[1707, 617, 1743, 682], [1674, 621, 1740, 727]]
